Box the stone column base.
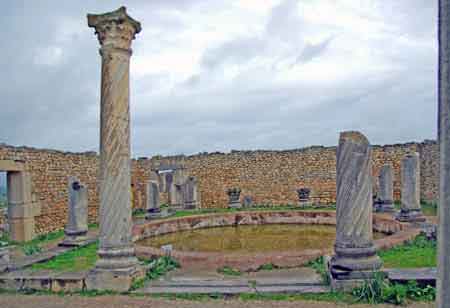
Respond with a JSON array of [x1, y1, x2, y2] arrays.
[[299, 201, 312, 207], [228, 202, 242, 209], [59, 231, 89, 247], [183, 201, 197, 210], [374, 201, 395, 213], [145, 208, 172, 220], [85, 266, 145, 292], [326, 255, 384, 292], [396, 209, 426, 222]]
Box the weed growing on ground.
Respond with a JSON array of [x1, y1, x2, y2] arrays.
[[306, 256, 330, 285], [130, 256, 180, 291], [352, 272, 436, 305], [217, 266, 242, 276]]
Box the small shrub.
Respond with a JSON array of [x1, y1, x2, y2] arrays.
[[217, 266, 242, 276], [352, 273, 436, 305], [146, 256, 180, 280], [130, 256, 180, 291], [352, 272, 387, 304], [23, 244, 42, 256], [132, 208, 146, 217]]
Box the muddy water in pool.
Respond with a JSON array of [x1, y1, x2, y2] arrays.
[[137, 224, 385, 253]]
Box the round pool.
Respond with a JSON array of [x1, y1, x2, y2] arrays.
[[133, 210, 410, 271], [136, 224, 337, 253]]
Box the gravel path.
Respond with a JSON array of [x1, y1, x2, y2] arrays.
[[0, 294, 434, 308]]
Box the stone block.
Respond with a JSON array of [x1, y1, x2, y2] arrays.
[[51, 272, 86, 292], [7, 203, 36, 219], [9, 217, 35, 242], [85, 266, 144, 292]]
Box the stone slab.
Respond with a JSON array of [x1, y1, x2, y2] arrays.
[[386, 267, 436, 285]]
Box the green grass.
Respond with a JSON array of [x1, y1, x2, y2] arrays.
[[379, 234, 436, 268], [421, 202, 437, 217], [217, 266, 242, 276], [30, 242, 98, 272]]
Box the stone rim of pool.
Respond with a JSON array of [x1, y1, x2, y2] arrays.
[[132, 210, 419, 271]]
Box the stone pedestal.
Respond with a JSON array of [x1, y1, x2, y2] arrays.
[[145, 181, 162, 219], [374, 164, 395, 212], [169, 183, 184, 209], [396, 153, 425, 222], [242, 195, 253, 208], [86, 6, 141, 291], [438, 2, 450, 306], [227, 188, 241, 209], [329, 131, 382, 290], [61, 177, 88, 246], [183, 176, 199, 209]]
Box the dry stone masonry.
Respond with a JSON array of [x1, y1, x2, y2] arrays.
[[329, 131, 381, 290], [60, 176, 88, 246], [0, 139, 441, 238], [85, 6, 141, 292], [396, 153, 426, 222]]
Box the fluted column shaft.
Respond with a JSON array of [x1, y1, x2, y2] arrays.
[[88, 7, 141, 271]]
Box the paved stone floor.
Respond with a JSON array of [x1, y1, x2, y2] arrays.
[[139, 266, 326, 294], [0, 294, 435, 308]]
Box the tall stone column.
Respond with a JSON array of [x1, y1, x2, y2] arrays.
[[375, 164, 395, 212], [438, 1, 450, 306], [396, 153, 425, 222], [86, 7, 141, 291], [329, 131, 381, 290]]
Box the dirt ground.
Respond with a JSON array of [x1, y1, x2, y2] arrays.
[[0, 294, 435, 308]]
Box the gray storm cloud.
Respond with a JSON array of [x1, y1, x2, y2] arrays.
[[0, 0, 438, 157]]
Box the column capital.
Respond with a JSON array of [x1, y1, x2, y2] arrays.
[[87, 6, 141, 53]]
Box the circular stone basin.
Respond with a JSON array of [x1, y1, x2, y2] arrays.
[[136, 224, 386, 253], [137, 224, 337, 253]]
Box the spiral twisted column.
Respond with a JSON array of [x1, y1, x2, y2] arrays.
[[86, 7, 141, 291], [330, 131, 381, 282]]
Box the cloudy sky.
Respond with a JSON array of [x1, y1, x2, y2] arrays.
[[0, 0, 437, 158]]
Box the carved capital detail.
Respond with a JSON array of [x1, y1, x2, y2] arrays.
[[87, 6, 141, 53]]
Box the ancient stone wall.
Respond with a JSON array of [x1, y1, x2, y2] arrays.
[[0, 144, 99, 234], [135, 140, 439, 210], [0, 139, 440, 235]]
